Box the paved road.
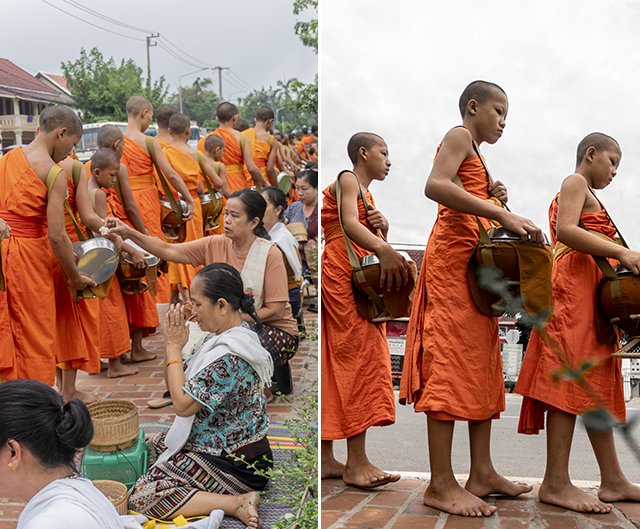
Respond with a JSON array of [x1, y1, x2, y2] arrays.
[[333, 392, 640, 482]]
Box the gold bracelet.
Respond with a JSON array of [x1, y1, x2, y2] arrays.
[[166, 360, 182, 368]]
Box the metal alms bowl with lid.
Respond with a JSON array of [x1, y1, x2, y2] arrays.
[[72, 237, 119, 284]]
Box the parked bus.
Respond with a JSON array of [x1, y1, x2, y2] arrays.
[[75, 122, 127, 162]]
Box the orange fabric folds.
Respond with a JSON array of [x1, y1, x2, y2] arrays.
[[241, 128, 271, 185], [0, 148, 56, 383], [162, 145, 204, 289], [210, 128, 247, 193], [99, 275, 131, 359], [515, 196, 624, 433], [399, 150, 504, 421], [321, 184, 395, 440]]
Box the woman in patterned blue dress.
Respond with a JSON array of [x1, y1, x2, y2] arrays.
[[128, 263, 273, 528]]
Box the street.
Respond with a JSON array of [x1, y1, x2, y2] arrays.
[[333, 392, 640, 483]]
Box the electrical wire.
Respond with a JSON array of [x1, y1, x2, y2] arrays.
[[227, 69, 257, 92], [159, 36, 212, 68], [60, 0, 154, 34], [156, 42, 203, 69], [40, 0, 145, 41]]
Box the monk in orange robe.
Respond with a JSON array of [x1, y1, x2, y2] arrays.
[[55, 156, 110, 402], [88, 148, 147, 378], [161, 113, 209, 299], [240, 107, 277, 188], [399, 81, 540, 517], [198, 102, 250, 193], [122, 95, 194, 306], [0, 105, 94, 385], [96, 123, 159, 363], [321, 133, 410, 489], [515, 133, 640, 512], [198, 134, 230, 237]]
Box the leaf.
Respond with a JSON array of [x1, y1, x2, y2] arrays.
[[582, 408, 617, 433]]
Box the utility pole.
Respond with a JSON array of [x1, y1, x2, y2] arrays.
[[211, 66, 229, 100], [146, 33, 160, 91]]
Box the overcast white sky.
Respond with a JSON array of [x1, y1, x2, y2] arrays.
[[320, 0, 640, 249], [1, 0, 316, 102]]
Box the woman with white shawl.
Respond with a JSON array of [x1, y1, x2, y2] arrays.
[[0, 380, 124, 529], [128, 263, 273, 529]]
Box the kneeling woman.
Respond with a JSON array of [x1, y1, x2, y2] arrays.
[[128, 263, 273, 528]]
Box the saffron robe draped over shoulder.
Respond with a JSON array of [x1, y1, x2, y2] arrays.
[[121, 136, 163, 321], [399, 149, 504, 421], [55, 173, 100, 374], [321, 181, 395, 440], [0, 147, 57, 382], [199, 128, 247, 193], [240, 128, 272, 186], [515, 196, 625, 433], [161, 144, 204, 290]]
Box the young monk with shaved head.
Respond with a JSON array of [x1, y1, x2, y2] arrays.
[[0, 105, 94, 384], [400, 80, 541, 516], [516, 132, 640, 513], [321, 132, 410, 488], [240, 106, 277, 188]]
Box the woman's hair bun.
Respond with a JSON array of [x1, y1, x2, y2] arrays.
[[56, 400, 94, 450], [240, 292, 256, 315]]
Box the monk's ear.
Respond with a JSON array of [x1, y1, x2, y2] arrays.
[[467, 98, 478, 116], [585, 146, 596, 162], [359, 146, 368, 161]]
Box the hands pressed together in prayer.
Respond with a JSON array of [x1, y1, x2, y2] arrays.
[[165, 303, 189, 353]]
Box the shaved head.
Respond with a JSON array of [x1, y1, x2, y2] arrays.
[[576, 132, 621, 165], [255, 106, 274, 122], [97, 124, 123, 149], [216, 102, 239, 122], [204, 134, 224, 153], [458, 80, 507, 118], [347, 132, 386, 164], [39, 105, 82, 136], [91, 148, 120, 171], [169, 113, 191, 135], [156, 104, 178, 129], [126, 95, 152, 116]]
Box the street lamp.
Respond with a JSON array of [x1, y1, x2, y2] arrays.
[[275, 107, 286, 133], [178, 67, 211, 113]]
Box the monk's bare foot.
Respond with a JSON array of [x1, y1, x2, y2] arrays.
[[71, 388, 100, 405], [424, 481, 496, 517], [342, 462, 400, 489], [126, 347, 157, 363], [599, 480, 640, 503], [321, 459, 345, 479], [107, 358, 139, 378], [539, 481, 611, 513], [465, 471, 532, 498], [230, 491, 261, 529]]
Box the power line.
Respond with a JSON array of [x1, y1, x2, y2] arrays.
[[227, 69, 257, 92], [159, 36, 211, 68], [60, 0, 154, 34], [40, 0, 145, 41], [156, 41, 202, 69]]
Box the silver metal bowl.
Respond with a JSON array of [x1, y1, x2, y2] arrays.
[[160, 197, 188, 212], [360, 251, 412, 267], [488, 227, 522, 241], [73, 238, 119, 284]]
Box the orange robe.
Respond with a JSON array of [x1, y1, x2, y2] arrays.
[[399, 150, 504, 421], [99, 197, 131, 360], [321, 183, 395, 440], [240, 128, 272, 186], [515, 197, 625, 433], [121, 136, 168, 303], [54, 175, 100, 374], [0, 148, 56, 383], [199, 128, 247, 193], [121, 135, 166, 311], [161, 144, 204, 290]]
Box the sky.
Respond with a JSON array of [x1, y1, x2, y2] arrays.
[[1, 0, 316, 103], [320, 0, 640, 249]]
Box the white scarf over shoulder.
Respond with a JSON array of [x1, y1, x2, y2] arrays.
[[240, 237, 274, 309], [154, 324, 273, 467], [269, 221, 303, 281]]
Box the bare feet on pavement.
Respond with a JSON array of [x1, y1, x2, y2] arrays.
[[107, 358, 139, 378], [465, 471, 532, 498], [599, 480, 640, 503], [231, 491, 261, 529], [424, 481, 496, 517], [126, 346, 157, 363], [342, 462, 400, 489], [539, 481, 612, 513], [321, 459, 345, 480]]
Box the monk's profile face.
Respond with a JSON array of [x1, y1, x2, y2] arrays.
[[589, 146, 621, 190], [212, 146, 224, 162], [472, 89, 508, 145], [95, 164, 119, 189], [362, 140, 391, 180], [53, 130, 81, 163]]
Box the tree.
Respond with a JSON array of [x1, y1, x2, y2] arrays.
[[61, 47, 167, 122], [167, 77, 220, 126], [291, 0, 318, 121]]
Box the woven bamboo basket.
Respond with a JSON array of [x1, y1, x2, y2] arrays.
[[92, 480, 128, 515], [87, 400, 139, 452]]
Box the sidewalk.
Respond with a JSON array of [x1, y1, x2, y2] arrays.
[[322, 475, 640, 529], [0, 302, 318, 529]]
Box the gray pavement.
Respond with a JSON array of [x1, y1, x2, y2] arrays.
[[333, 392, 640, 482]]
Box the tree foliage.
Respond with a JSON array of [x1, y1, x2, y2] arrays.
[[293, 0, 318, 54], [61, 47, 167, 122], [167, 77, 220, 126]]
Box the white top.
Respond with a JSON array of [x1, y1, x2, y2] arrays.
[[18, 478, 124, 529]]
